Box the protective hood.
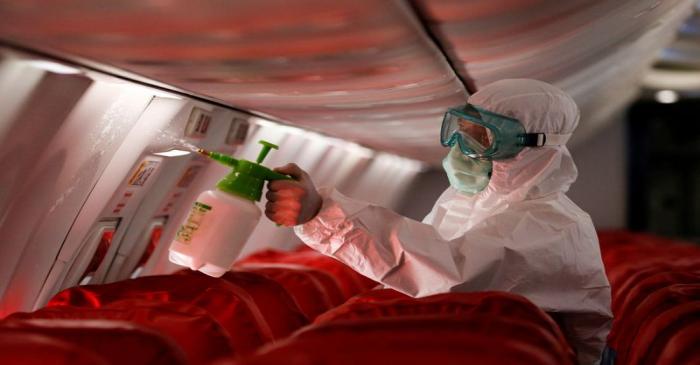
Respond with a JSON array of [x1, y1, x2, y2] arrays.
[[427, 79, 581, 238], [469, 78, 580, 200]]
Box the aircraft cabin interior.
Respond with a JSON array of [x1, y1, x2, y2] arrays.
[[0, 1, 699, 365]]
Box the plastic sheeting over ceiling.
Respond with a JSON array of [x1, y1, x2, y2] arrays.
[[415, 0, 696, 144], [0, 0, 467, 162], [0, 0, 695, 162], [643, 3, 700, 93]]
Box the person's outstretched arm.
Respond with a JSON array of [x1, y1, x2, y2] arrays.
[[266, 164, 610, 311], [266, 163, 505, 297]]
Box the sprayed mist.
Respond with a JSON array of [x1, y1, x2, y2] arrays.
[[155, 131, 202, 153]]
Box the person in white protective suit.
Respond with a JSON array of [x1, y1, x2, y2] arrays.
[[265, 78, 613, 365]]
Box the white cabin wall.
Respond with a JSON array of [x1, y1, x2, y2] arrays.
[[32, 99, 252, 306], [568, 117, 628, 229], [0, 59, 156, 315], [395, 168, 449, 221], [0, 56, 47, 145]]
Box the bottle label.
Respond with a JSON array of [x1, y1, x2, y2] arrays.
[[175, 201, 212, 244]]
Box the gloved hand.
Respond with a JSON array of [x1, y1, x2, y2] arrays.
[[265, 163, 322, 227]]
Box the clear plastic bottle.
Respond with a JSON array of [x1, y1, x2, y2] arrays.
[[169, 140, 289, 277]]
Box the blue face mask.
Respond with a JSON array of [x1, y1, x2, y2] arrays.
[[442, 146, 493, 195]]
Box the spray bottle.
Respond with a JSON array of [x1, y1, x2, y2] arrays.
[[169, 140, 290, 277]]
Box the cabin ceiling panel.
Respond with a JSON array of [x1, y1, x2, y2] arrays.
[[0, 0, 696, 162], [0, 0, 467, 162]]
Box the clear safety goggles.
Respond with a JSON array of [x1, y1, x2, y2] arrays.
[[440, 104, 572, 160]]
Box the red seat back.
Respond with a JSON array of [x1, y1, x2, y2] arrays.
[[344, 288, 410, 303], [615, 284, 700, 364], [613, 264, 700, 313], [239, 264, 343, 320], [0, 331, 108, 365], [187, 286, 270, 354], [656, 321, 700, 365], [606, 251, 699, 284], [239, 317, 572, 365], [48, 274, 236, 308], [49, 271, 308, 351], [9, 301, 233, 365], [49, 274, 269, 353], [0, 319, 186, 365], [238, 249, 377, 298], [609, 270, 700, 345], [314, 289, 570, 354], [213, 270, 308, 339], [628, 302, 700, 365]]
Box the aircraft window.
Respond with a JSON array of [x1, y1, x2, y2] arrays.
[[79, 229, 115, 285], [130, 221, 165, 279]]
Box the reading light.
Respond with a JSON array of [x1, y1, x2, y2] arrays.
[[655, 89, 679, 104], [151, 89, 183, 100], [153, 149, 192, 157], [28, 60, 81, 75]]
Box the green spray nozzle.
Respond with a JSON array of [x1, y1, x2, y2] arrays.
[[198, 148, 238, 168], [256, 141, 278, 163], [197, 140, 291, 201]]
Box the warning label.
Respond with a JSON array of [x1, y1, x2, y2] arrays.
[[128, 160, 159, 186]]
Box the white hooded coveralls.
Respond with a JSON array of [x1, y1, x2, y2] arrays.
[[294, 79, 612, 365]]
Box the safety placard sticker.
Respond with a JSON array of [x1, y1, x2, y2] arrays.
[[175, 202, 212, 244], [128, 159, 160, 186], [184, 107, 212, 138], [177, 165, 203, 188]]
